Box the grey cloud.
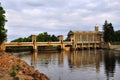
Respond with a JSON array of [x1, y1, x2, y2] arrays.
[[0, 0, 120, 41]]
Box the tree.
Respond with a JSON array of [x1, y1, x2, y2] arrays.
[[37, 32, 54, 42], [51, 35, 58, 41], [11, 32, 58, 42], [114, 30, 120, 41], [11, 36, 31, 42], [0, 3, 7, 45], [103, 20, 114, 43]]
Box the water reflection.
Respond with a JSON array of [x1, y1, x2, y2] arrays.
[[67, 50, 101, 72], [31, 51, 37, 67], [21, 50, 120, 80], [104, 50, 116, 80]]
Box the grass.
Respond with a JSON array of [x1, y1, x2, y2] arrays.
[[112, 41, 120, 45], [10, 70, 16, 77], [10, 64, 20, 77]]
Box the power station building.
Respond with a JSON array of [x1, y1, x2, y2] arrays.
[[67, 24, 104, 49]]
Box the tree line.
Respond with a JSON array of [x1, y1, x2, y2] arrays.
[[11, 32, 58, 42], [114, 30, 120, 41]]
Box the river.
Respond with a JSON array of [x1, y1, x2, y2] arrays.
[[14, 50, 120, 80]]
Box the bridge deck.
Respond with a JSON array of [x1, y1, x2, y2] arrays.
[[5, 41, 100, 47], [2, 41, 101, 51]]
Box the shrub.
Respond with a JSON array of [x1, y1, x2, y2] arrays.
[[10, 70, 16, 77]]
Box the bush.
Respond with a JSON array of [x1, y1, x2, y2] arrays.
[[10, 64, 20, 77], [112, 42, 120, 45], [10, 70, 16, 77]]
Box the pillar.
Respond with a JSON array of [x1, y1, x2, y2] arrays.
[[80, 34, 81, 42], [87, 33, 90, 49], [86, 33, 89, 49], [58, 35, 64, 50], [94, 33, 96, 49], [32, 35, 37, 52], [71, 34, 75, 50], [92, 32, 95, 48], [58, 35, 63, 42], [74, 34, 77, 50], [81, 33, 84, 49], [80, 34, 82, 49]]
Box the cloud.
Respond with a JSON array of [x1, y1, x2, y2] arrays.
[[0, 0, 120, 41]]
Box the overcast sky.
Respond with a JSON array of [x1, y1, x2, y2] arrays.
[[1, 0, 120, 41]]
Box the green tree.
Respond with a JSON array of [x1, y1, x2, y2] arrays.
[[11, 32, 58, 42], [37, 32, 53, 42], [51, 35, 58, 41], [103, 20, 114, 43], [43, 32, 51, 42], [0, 3, 7, 45], [114, 30, 120, 41], [11, 36, 31, 42]]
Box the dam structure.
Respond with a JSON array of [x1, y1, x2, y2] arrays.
[[0, 25, 104, 51]]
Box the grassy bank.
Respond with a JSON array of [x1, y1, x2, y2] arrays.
[[112, 41, 120, 45]]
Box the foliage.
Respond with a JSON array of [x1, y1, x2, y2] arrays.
[[51, 34, 58, 41], [10, 70, 16, 77], [103, 20, 115, 43], [10, 66, 17, 77], [0, 3, 7, 45], [37, 32, 58, 42], [37, 32, 50, 42], [112, 41, 120, 45], [65, 37, 70, 41], [114, 30, 120, 41], [11, 32, 58, 42], [10, 64, 20, 77], [11, 36, 31, 42]]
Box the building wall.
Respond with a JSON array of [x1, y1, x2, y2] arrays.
[[68, 28, 103, 49], [69, 31, 101, 43]]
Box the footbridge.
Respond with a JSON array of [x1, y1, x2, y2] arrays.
[[3, 41, 72, 51]]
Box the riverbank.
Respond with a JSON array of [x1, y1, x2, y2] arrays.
[[0, 51, 49, 80]]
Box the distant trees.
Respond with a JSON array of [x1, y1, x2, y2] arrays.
[[103, 20, 115, 43], [11, 32, 58, 42], [0, 3, 7, 45], [114, 30, 120, 41], [36, 32, 58, 42], [11, 36, 31, 42], [51, 35, 58, 41]]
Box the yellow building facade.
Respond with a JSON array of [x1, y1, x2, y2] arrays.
[[67, 25, 103, 49]]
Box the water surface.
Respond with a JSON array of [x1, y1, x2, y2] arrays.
[[15, 50, 120, 80]]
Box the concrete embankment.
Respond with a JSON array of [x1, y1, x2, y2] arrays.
[[110, 45, 120, 51], [0, 51, 49, 80]]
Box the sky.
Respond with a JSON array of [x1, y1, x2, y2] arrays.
[[0, 0, 120, 42]]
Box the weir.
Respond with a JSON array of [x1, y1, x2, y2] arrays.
[[0, 25, 104, 51], [0, 35, 103, 51]]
